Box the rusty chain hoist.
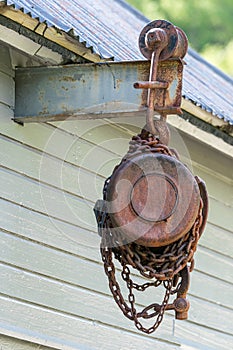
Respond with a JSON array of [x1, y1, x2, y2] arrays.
[[94, 20, 208, 334]]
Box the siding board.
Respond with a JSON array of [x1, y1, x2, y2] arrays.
[[208, 196, 233, 232], [199, 222, 233, 258], [174, 320, 233, 350], [48, 119, 133, 155], [0, 71, 14, 108], [192, 165, 233, 207], [0, 135, 104, 203], [0, 121, 120, 178], [3, 294, 232, 350], [0, 167, 96, 231], [195, 246, 233, 284], [50, 117, 233, 209], [1, 186, 232, 285], [0, 198, 100, 261], [1, 197, 232, 266], [0, 335, 57, 350], [1, 163, 231, 244], [50, 119, 233, 201], [0, 296, 179, 349], [1, 114, 233, 212], [0, 263, 176, 340], [2, 232, 232, 313], [0, 46, 15, 108], [2, 199, 233, 311], [1, 232, 233, 335], [190, 270, 233, 309]]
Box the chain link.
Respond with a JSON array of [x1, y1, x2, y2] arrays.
[[101, 240, 173, 333]]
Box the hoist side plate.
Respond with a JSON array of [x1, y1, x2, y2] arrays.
[[106, 153, 200, 247]]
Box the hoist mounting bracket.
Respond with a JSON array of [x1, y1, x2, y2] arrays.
[[134, 19, 188, 136]]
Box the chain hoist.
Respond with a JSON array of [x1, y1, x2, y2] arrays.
[[94, 20, 208, 334]]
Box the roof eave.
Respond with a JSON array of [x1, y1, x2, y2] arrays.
[[0, 3, 113, 63], [182, 99, 233, 136]]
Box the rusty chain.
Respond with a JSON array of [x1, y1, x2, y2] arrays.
[[101, 234, 173, 333], [96, 130, 204, 334]]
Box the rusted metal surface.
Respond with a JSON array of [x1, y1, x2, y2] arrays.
[[94, 20, 208, 334], [94, 129, 208, 333], [135, 19, 188, 136], [138, 20, 188, 61], [14, 60, 184, 123], [106, 137, 201, 247], [134, 81, 168, 89]]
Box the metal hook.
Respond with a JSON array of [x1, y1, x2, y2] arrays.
[[134, 20, 188, 139]]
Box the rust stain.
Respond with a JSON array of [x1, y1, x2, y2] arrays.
[[57, 73, 84, 82]]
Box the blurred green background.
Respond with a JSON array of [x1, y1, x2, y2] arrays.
[[127, 0, 233, 76]]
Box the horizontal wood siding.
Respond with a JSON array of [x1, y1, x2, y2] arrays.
[[1, 46, 233, 349], [0, 334, 57, 350]]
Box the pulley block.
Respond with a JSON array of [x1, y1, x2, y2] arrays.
[[94, 19, 208, 334], [106, 150, 200, 247]]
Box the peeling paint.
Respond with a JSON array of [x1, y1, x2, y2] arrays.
[[14, 60, 183, 123]]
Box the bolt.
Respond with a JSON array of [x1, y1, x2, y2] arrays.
[[174, 297, 190, 320], [145, 28, 168, 51]]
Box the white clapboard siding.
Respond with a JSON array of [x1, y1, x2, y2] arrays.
[[1, 129, 233, 349], [1, 262, 230, 349], [0, 296, 181, 350], [1, 195, 233, 263], [1, 214, 233, 292], [1, 199, 233, 310], [48, 119, 135, 156], [2, 109, 232, 211], [0, 46, 14, 106], [1, 121, 121, 178], [174, 320, 233, 350], [190, 269, 232, 309], [0, 262, 175, 338], [6, 131, 232, 232], [1, 164, 232, 286], [199, 222, 233, 258], [0, 334, 58, 350], [1, 168, 232, 285], [1, 253, 233, 343], [0, 135, 104, 203], [1, 231, 233, 336], [1, 45, 233, 349], [0, 166, 97, 231], [1, 255, 233, 349], [192, 164, 233, 207], [1, 297, 232, 350], [206, 195, 233, 232], [0, 198, 100, 260], [1, 158, 231, 236], [0, 71, 14, 108], [195, 245, 233, 284]]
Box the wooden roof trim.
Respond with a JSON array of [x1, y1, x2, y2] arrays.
[[182, 99, 233, 137], [167, 114, 233, 159], [0, 4, 109, 63]]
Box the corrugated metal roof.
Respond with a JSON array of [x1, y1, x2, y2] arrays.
[[6, 0, 146, 60], [5, 0, 233, 125]]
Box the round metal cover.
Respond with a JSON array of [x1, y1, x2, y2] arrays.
[[139, 19, 178, 60], [106, 153, 200, 247]]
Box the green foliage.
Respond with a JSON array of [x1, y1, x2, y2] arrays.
[[127, 0, 233, 75], [202, 40, 233, 76]]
